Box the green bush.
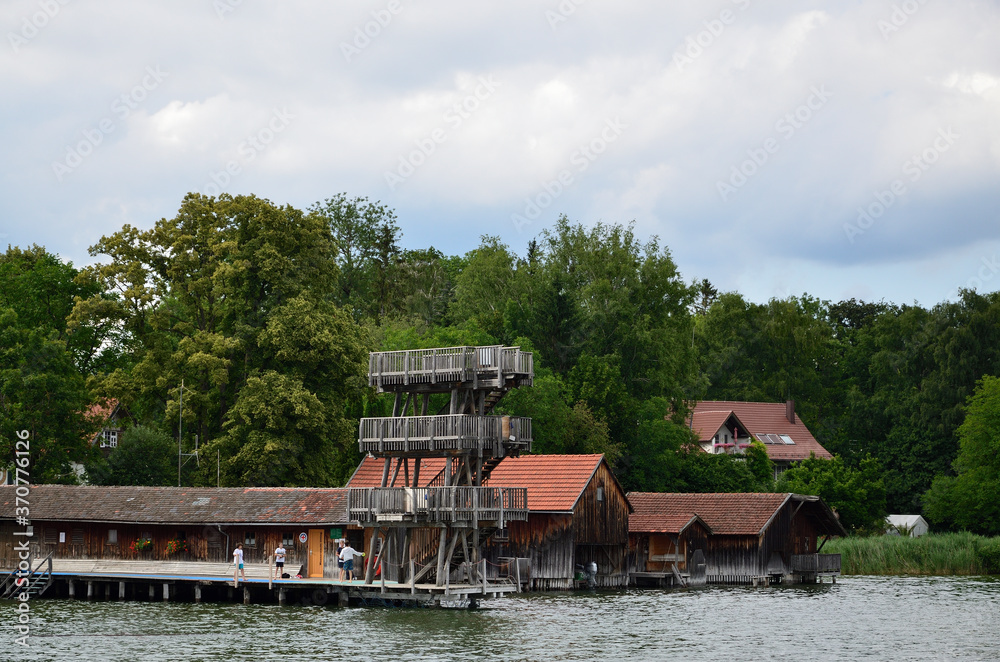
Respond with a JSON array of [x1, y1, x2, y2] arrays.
[[978, 538, 1000, 574]]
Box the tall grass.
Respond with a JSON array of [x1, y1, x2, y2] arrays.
[[826, 532, 1000, 575]]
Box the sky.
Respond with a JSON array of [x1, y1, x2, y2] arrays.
[[2, 0, 998, 307]]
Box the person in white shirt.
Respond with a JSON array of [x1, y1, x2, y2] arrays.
[[233, 543, 246, 586], [273, 543, 287, 580], [339, 543, 364, 581]]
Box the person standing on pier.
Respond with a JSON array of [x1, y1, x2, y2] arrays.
[[337, 540, 346, 581], [339, 542, 363, 581], [233, 543, 246, 587], [274, 542, 287, 580]]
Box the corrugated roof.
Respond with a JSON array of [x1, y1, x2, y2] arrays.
[[0, 485, 348, 525], [347, 454, 610, 513], [690, 401, 832, 461], [627, 492, 791, 535]]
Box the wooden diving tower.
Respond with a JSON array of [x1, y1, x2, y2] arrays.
[[348, 346, 533, 605]]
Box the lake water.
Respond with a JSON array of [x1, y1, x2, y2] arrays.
[[3, 576, 999, 661]]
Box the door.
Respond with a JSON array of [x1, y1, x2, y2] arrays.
[[307, 529, 324, 577]]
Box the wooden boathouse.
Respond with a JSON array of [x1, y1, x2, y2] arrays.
[[346, 345, 534, 603], [628, 492, 847, 586], [350, 453, 632, 590], [0, 485, 350, 574]]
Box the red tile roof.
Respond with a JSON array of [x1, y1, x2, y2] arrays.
[[347, 457, 446, 488], [690, 401, 832, 461], [627, 492, 791, 535], [485, 454, 607, 512], [0, 485, 348, 525], [347, 454, 614, 513]]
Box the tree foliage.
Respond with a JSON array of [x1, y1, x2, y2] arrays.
[[776, 455, 887, 533], [88, 425, 175, 486]]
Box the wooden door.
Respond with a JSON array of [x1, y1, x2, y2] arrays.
[[307, 529, 324, 577]]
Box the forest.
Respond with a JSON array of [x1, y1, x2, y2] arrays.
[[3, 192, 999, 536]]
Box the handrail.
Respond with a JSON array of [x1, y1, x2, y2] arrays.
[[359, 414, 532, 455], [369, 346, 533, 388], [1, 552, 53, 599], [347, 486, 528, 523]]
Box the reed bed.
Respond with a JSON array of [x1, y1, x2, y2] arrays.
[[826, 532, 1000, 575]]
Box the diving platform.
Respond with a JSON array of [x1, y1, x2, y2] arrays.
[[369, 346, 533, 393], [359, 414, 532, 456], [347, 486, 529, 526]]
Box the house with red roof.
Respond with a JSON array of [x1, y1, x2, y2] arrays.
[[628, 492, 847, 586], [347, 453, 632, 589], [689, 400, 833, 475]]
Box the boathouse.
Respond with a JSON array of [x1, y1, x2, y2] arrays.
[[348, 453, 632, 590], [0, 485, 351, 578], [628, 492, 847, 585]]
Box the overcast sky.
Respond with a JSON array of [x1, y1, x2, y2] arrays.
[[3, 1, 998, 306]]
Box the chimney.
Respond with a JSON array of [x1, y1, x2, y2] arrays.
[[786, 400, 795, 424]]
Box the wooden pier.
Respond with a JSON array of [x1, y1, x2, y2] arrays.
[[11, 559, 519, 608]]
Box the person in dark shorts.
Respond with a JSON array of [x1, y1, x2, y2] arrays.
[[339, 542, 364, 581], [274, 543, 286, 580]]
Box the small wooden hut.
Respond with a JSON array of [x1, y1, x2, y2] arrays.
[[0, 485, 350, 578], [628, 492, 847, 585]]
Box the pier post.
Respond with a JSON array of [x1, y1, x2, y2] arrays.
[[243, 587, 250, 604], [278, 587, 286, 606], [87, 581, 93, 600], [338, 591, 348, 607], [104, 583, 110, 599], [194, 585, 202, 603], [119, 581, 126, 600], [68, 580, 75, 599], [227, 586, 233, 601], [149, 584, 155, 600], [163, 583, 169, 601]]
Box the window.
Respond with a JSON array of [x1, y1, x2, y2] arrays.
[[108, 529, 118, 545], [282, 532, 295, 547], [100, 429, 119, 448], [493, 528, 509, 542], [140, 531, 152, 543], [245, 532, 256, 547], [43, 528, 58, 545], [71, 528, 84, 544], [596, 486, 604, 502], [779, 434, 795, 445]]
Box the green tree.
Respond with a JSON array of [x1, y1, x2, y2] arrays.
[[88, 425, 175, 486], [924, 375, 1000, 535], [776, 454, 887, 532], [76, 193, 370, 486]]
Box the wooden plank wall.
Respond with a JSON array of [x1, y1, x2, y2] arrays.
[[0, 520, 347, 574]]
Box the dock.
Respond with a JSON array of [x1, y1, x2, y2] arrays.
[[11, 559, 520, 608]]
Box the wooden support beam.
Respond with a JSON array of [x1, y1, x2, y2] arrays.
[[403, 458, 410, 487], [87, 581, 93, 600], [148, 584, 154, 600], [438, 529, 462, 587], [162, 583, 169, 601], [435, 528, 448, 586], [413, 458, 420, 487], [393, 391, 403, 417], [118, 581, 125, 600], [194, 584, 201, 603], [381, 458, 391, 488], [389, 458, 402, 487], [243, 587, 250, 604], [278, 587, 286, 605], [68, 580, 75, 599]]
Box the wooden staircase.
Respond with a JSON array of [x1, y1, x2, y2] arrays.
[[1, 554, 53, 599]]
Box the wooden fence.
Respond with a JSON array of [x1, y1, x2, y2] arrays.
[[358, 415, 532, 455], [347, 487, 528, 526], [369, 346, 533, 389]]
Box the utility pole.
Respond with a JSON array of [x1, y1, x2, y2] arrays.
[[178, 379, 183, 487]]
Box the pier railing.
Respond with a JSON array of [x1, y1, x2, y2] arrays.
[[369, 346, 533, 390], [790, 553, 841, 573], [359, 414, 531, 456], [347, 486, 528, 525]]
